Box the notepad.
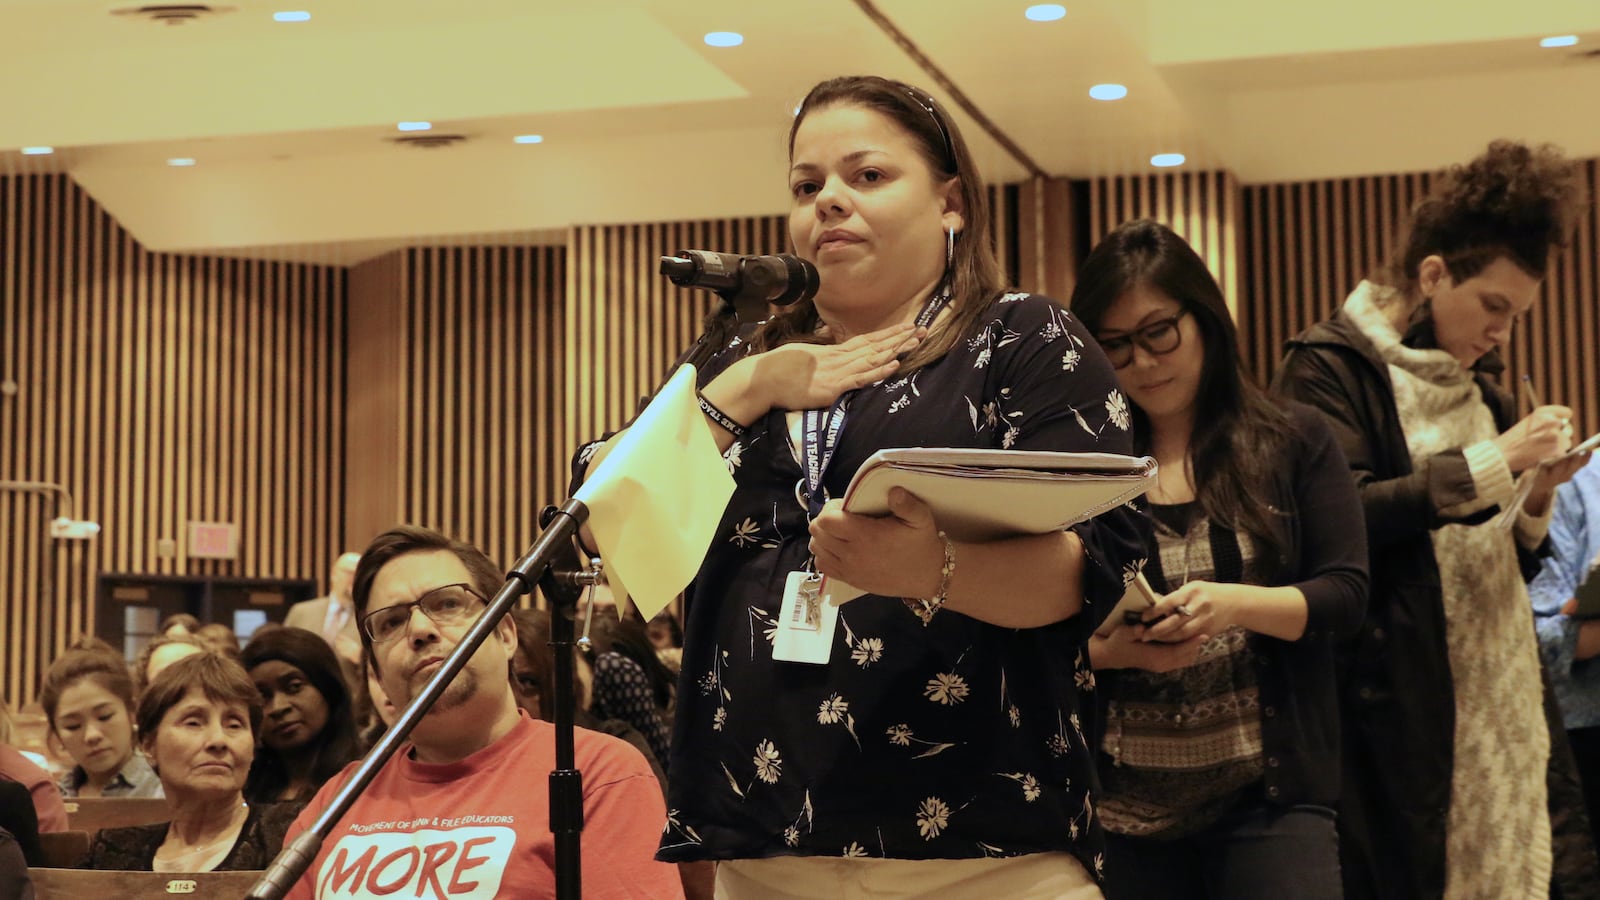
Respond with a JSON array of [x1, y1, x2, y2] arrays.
[[818, 447, 1158, 606]]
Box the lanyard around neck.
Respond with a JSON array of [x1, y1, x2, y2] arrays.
[[798, 287, 950, 520]]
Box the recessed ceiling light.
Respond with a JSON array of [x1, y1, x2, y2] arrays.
[[704, 31, 744, 47], [21, 146, 54, 155], [1088, 84, 1128, 101], [513, 134, 544, 144], [397, 121, 432, 132], [273, 11, 310, 22], [167, 158, 196, 167], [1150, 153, 1186, 168], [1540, 35, 1579, 48], [1025, 4, 1067, 22]]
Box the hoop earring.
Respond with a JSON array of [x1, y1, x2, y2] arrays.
[[946, 226, 955, 269]]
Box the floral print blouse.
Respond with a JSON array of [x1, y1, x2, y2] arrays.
[[578, 291, 1147, 880]]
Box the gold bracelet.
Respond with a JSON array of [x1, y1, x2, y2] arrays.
[[904, 530, 955, 626]]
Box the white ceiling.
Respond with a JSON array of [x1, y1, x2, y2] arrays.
[[2, 0, 1596, 263]]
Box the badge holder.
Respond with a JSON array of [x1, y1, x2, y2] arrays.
[[772, 567, 839, 664]]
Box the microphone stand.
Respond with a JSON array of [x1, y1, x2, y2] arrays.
[[680, 292, 766, 372], [247, 499, 594, 900], [252, 267, 765, 899]]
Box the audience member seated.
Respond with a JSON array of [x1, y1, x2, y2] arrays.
[[588, 612, 675, 773], [240, 627, 362, 804], [0, 734, 67, 833], [40, 650, 162, 799], [84, 653, 299, 872], [132, 635, 207, 697], [509, 607, 667, 793], [0, 824, 31, 900], [354, 653, 398, 748], [283, 526, 681, 899], [0, 780, 44, 867], [1530, 453, 1600, 831], [646, 610, 684, 675], [195, 624, 241, 659], [158, 615, 201, 639]]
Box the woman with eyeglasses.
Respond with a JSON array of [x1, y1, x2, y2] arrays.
[[572, 75, 1146, 898], [1069, 219, 1368, 899], [1271, 142, 1590, 900]]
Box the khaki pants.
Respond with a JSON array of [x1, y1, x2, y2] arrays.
[[715, 852, 1103, 900]]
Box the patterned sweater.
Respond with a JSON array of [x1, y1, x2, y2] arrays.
[[1345, 282, 1552, 900]]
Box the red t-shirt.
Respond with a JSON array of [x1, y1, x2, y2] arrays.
[[284, 712, 681, 899], [0, 743, 68, 833]]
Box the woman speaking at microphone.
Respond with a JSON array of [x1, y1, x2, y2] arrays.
[[574, 75, 1146, 898]]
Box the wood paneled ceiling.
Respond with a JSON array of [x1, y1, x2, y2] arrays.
[[2, 0, 1596, 262]]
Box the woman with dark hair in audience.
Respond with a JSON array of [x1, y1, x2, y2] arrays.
[[133, 634, 208, 696], [1272, 141, 1590, 899], [1070, 220, 1368, 898], [509, 607, 668, 792], [84, 653, 300, 872], [240, 627, 362, 804], [647, 610, 685, 674], [196, 623, 241, 658], [40, 648, 163, 798], [587, 612, 676, 771]]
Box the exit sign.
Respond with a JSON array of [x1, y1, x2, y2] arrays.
[[188, 521, 238, 559]]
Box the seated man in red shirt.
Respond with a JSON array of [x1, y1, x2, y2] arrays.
[[285, 525, 682, 899]]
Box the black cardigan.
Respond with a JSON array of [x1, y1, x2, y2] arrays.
[[1270, 312, 1537, 900], [83, 801, 300, 872], [1100, 401, 1368, 814]]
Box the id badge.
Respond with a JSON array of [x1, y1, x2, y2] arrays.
[[772, 571, 839, 665]]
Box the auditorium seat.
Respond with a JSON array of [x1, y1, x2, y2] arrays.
[[28, 868, 266, 899], [63, 798, 170, 833]]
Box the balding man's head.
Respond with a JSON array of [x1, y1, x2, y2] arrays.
[[331, 552, 361, 601]]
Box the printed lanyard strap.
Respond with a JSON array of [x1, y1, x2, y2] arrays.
[[798, 288, 950, 520]]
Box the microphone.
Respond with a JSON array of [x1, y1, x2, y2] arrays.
[[659, 250, 820, 307]]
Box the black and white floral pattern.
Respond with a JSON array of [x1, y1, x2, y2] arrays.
[[613, 292, 1148, 879]]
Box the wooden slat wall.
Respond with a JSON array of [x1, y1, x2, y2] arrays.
[[1085, 170, 1242, 319], [1240, 160, 1599, 430], [373, 246, 569, 576], [1240, 171, 1433, 383], [0, 174, 344, 711], [563, 217, 789, 443]]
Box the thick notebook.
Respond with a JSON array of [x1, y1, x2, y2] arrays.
[[819, 447, 1158, 606]]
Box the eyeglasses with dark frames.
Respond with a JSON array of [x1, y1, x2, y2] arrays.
[[1096, 308, 1191, 369], [361, 583, 487, 644]]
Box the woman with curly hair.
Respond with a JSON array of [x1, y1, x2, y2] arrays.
[[1273, 140, 1590, 900]]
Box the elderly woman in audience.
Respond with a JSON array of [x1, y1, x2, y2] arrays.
[[41, 648, 163, 798], [133, 634, 208, 696], [240, 627, 362, 804], [84, 653, 299, 872]]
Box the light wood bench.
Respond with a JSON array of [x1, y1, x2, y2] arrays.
[[28, 868, 266, 899], [64, 798, 171, 833]]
